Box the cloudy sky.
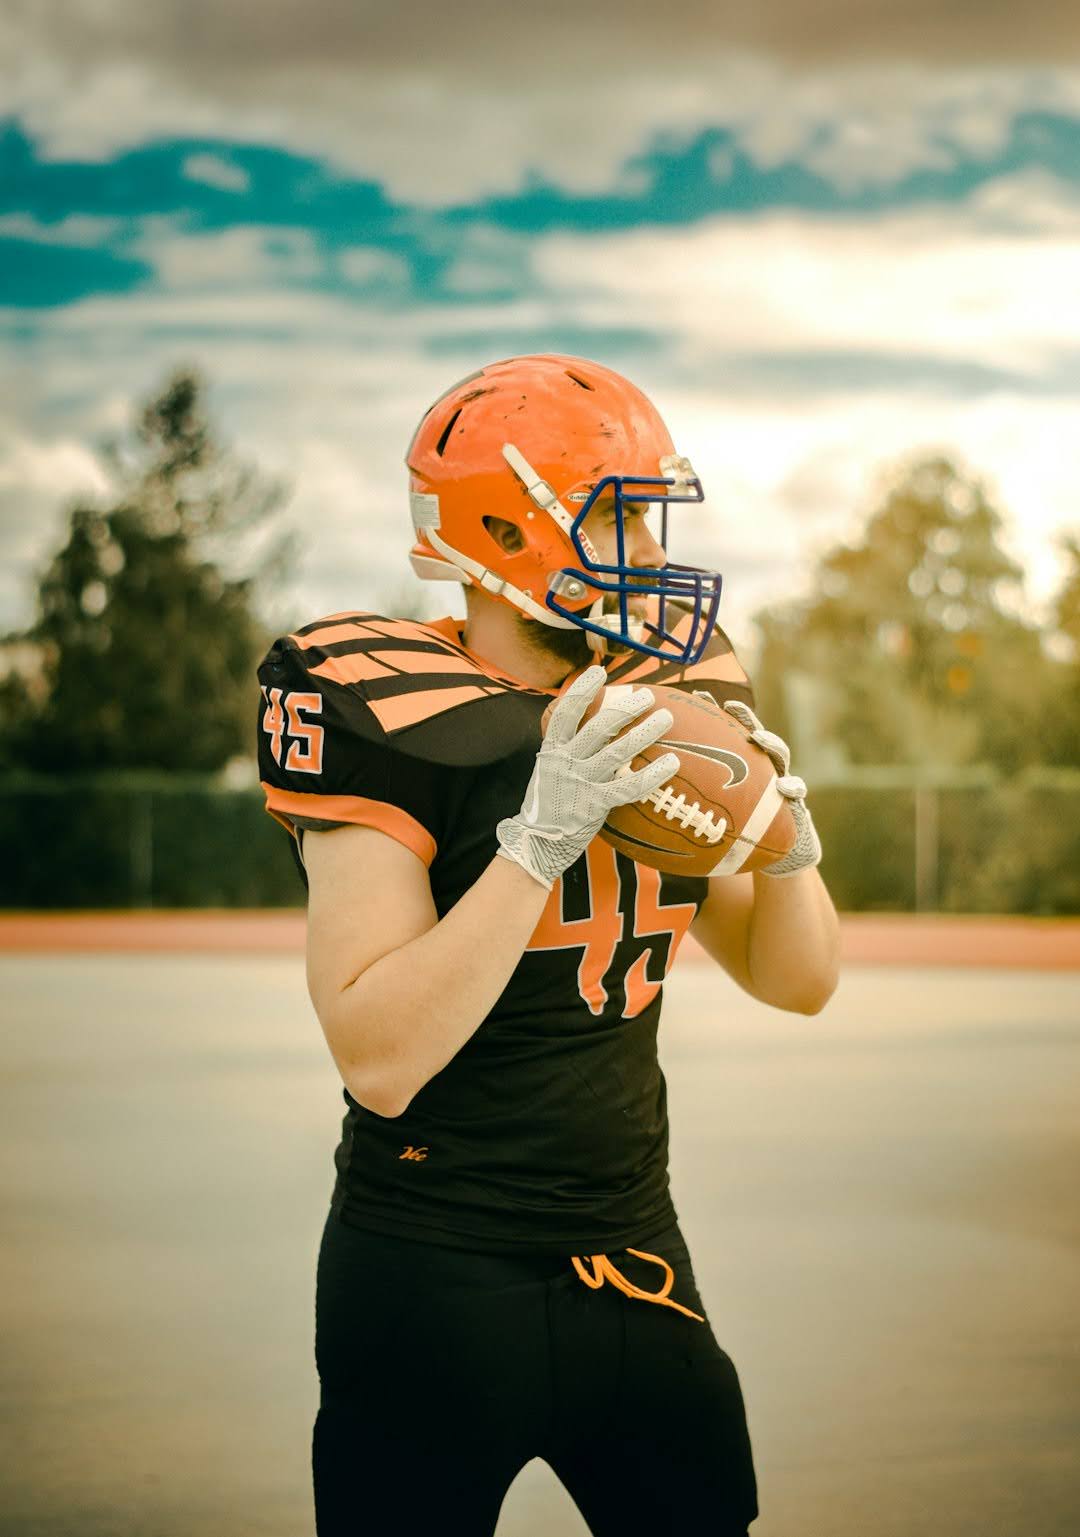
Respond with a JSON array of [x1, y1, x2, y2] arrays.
[[3, 1, 1080, 649]]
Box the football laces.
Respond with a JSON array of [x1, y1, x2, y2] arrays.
[[641, 782, 727, 844]]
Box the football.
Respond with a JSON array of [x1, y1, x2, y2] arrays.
[[543, 682, 797, 877]]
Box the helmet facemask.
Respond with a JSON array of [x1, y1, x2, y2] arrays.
[[507, 449, 721, 667]]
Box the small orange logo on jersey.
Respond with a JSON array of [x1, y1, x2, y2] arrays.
[[398, 1145, 430, 1162]]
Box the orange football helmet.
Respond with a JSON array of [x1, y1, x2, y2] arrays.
[[405, 354, 721, 663]]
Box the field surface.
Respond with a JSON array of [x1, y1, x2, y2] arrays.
[[1, 942, 1078, 1536]]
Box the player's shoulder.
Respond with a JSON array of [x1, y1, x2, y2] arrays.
[[605, 602, 755, 709], [261, 610, 480, 685], [258, 610, 546, 767]]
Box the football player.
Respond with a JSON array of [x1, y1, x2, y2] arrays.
[[257, 355, 839, 1535]]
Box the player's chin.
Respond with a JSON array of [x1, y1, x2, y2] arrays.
[[518, 614, 595, 669], [519, 603, 644, 668], [598, 634, 636, 658]]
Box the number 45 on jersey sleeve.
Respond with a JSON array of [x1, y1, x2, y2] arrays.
[[261, 686, 325, 774]]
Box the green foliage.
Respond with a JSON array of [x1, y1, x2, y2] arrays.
[[811, 786, 916, 910], [0, 775, 301, 908], [3, 772, 1077, 915], [1055, 534, 1080, 649], [1047, 535, 1080, 768], [2, 371, 289, 773], [754, 455, 1066, 773]]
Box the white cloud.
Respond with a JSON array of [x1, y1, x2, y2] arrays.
[[182, 153, 251, 194], [707, 144, 736, 182], [966, 168, 1080, 233], [533, 186, 1080, 375], [0, 429, 109, 502], [3, 173, 1080, 649], [131, 224, 324, 289], [654, 389, 1080, 639], [0, 425, 113, 632], [521, 186, 1080, 627], [0, 213, 122, 246], [434, 225, 533, 296], [4, 0, 1080, 207], [337, 247, 410, 289]]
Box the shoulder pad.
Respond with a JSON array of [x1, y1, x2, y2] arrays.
[[259, 611, 548, 768], [604, 601, 755, 710]]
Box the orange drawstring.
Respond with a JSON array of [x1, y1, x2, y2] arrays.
[[570, 1247, 704, 1323]]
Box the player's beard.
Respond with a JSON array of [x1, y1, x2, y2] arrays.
[[515, 597, 641, 676], [516, 614, 595, 674]]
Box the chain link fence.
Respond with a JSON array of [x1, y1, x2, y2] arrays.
[[3, 769, 1079, 913], [809, 770, 1080, 914]]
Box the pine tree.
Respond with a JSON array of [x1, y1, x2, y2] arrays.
[[2, 370, 289, 773]]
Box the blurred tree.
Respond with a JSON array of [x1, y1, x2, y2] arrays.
[[1, 370, 290, 773], [1054, 533, 1080, 653], [1047, 532, 1080, 766], [753, 455, 1057, 771]]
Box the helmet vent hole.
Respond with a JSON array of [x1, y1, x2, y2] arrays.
[[435, 408, 462, 456], [565, 371, 595, 391]]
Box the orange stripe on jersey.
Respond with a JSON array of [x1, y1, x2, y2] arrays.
[[661, 604, 749, 685], [527, 841, 622, 1015], [426, 616, 564, 693], [611, 642, 748, 691], [607, 652, 666, 685], [369, 649, 480, 676], [671, 606, 696, 642], [622, 864, 698, 1018], [677, 650, 749, 688], [309, 651, 397, 684], [290, 620, 382, 651], [366, 683, 493, 733], [362, 617, 466, 647], [260, 783, 436, 866]]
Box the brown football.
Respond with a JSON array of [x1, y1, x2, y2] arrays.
[[543, 682, 797, 877]]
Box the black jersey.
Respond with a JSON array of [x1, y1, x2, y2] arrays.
[[257, 607, 754, 1254]]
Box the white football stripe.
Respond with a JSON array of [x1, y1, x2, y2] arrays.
[[710, 775, 784, 876]]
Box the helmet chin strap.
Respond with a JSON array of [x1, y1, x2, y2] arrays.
[[585, 598, 609, 658], [500, 445, 650, 657], [586, 599, 649, 656], [418, 526, 580, 630]]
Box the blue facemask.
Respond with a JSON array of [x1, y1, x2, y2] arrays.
[[545, 471, 722, 665]]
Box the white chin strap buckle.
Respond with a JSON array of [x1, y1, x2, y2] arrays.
[[583, 601, 646, 653], [595, 610, 646, 644]]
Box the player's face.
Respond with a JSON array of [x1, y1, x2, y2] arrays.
[[517, 496, 669, 672], [578, 495, 667, 620]]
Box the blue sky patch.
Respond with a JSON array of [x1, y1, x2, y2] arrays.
[[0, 235, 153, 308], [3, 110, 1080, 312]]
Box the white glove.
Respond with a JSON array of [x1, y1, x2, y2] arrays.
[[722, 699, 822, 878], [497, 667, 680, 889]]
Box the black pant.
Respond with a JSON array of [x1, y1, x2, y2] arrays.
[[313, 1209, 758, 1535]]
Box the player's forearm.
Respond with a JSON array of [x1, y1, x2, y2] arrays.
[[745, 867, 839, 1013], [335, 855, 548, 1117]]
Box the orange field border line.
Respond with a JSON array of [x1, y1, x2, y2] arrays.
[[0, 911, 1078, 969]]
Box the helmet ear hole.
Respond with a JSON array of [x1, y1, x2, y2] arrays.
[[483, 515, 525, 554]]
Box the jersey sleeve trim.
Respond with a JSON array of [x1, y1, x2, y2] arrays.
[[260, 783, 437, 867]]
